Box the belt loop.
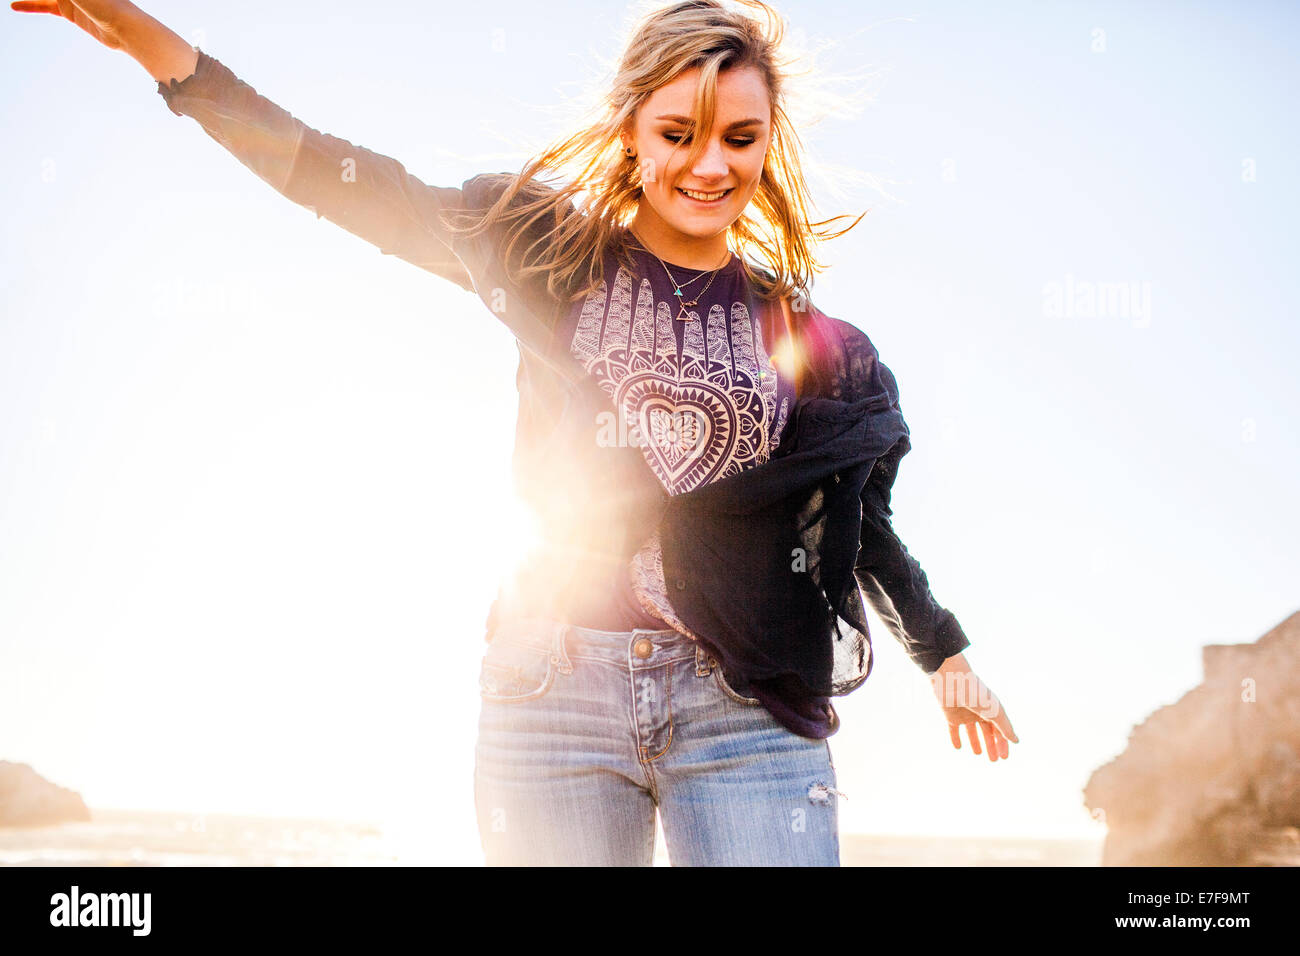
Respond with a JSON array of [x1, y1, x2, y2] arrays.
[[551, 622, 573, 675], [695, 645, 712, 677]]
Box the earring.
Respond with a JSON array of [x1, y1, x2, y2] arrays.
[[625, 146, 635, 158]]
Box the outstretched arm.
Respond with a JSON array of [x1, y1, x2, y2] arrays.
[[13, 1, 475, 288], [154, 49, 474, 287]]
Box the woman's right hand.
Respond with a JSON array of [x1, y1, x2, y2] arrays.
[[13, 0, 197, 84], [10, 0, 138, 50]]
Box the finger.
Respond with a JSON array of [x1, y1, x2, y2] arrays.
[[948, 722, 961, 750], [976, 721, 992, 761], [998, 711, 1019, 744], [982, 689, 1018, 744], [12, 1, 62, 14], [990, 721, 1010, 760], [965, 720, 982, 755], [979, 721, 998, 762]]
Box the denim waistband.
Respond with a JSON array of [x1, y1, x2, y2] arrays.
[[489, 614, 704, 670]]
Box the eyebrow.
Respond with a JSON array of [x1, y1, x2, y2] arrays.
[[654, 114, 766, 130]]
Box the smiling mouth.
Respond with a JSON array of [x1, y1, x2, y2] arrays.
[[677, 187, 733, 204]]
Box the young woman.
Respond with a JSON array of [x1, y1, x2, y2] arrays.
[[13, 0, 1018, 866]]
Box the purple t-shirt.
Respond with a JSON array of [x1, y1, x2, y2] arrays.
[[552, 237, 796, 632], [540, 237, 836, 735]]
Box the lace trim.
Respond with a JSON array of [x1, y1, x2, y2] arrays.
[[628, 530, 701, 642]]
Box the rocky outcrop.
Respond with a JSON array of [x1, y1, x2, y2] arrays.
[[0, 761, 92, 827], [1083, 610, 1300, 865]]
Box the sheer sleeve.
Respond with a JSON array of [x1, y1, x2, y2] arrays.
[[854, 428, 972, 674], [158, 49, 473, 289], [157, 51, 576, 355], [827, 319, 971, 673]]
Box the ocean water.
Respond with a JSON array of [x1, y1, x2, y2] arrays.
[[0, 809, 1102, 866]]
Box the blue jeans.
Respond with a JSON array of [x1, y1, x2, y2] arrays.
[[472, 614, 842, 866]]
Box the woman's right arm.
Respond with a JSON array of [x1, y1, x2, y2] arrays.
[[12, 0, 476, 289], [114, 2, 197, 83]]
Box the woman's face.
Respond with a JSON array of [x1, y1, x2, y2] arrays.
[[622, 65, 772, 246]]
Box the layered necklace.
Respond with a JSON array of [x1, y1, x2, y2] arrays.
[[629, 230, 734, 322]]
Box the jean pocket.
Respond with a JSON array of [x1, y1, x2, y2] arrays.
[[709, 656, 762, 705], [478, 637, 556, 702]]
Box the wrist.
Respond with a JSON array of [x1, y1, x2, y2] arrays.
[[117, 7, 198, 85], [935, 651, 971, 673]]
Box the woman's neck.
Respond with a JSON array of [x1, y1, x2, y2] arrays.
[[626, 216, 732, 272]]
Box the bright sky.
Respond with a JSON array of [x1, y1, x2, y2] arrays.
[[2, 0, 1296, 861]]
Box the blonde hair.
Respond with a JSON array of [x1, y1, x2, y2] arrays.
[[441, 0, 867, 305]]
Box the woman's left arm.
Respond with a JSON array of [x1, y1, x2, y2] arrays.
[[854, 468, 970, 671], [855, 470, 1019, 761]]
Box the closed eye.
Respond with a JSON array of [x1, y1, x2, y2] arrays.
[[663, 133, 756, 147]]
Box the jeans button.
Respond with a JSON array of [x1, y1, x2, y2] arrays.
[[633, 638, 653, 659]]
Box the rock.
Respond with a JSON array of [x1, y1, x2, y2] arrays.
[[0, 761, 92, 827], [1083, 610, 1300, 866]]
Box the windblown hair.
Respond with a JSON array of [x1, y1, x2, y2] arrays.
[[440, 0, 867, 305]]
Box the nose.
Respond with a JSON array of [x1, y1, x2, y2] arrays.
[[688, 137, 729, 182]]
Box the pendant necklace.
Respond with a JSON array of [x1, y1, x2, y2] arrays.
[[629, 231, 734, 322]]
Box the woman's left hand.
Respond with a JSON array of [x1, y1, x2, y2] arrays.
[[929, 653, 1019, 762]]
